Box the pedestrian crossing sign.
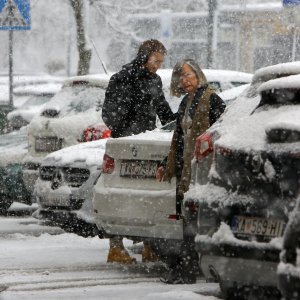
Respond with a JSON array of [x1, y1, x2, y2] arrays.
[[0, 0, 30, 30]]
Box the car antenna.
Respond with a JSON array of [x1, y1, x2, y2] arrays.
[[91, 39, 108, 75]]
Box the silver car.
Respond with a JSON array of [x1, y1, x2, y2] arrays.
[[23, 74, 111, 196], [34, 139, 107, 237]]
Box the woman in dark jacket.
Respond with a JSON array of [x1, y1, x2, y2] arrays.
[[157, 58, 226, 284]]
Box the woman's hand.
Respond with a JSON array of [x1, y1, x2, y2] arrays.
[[156, 166, 165, 182]]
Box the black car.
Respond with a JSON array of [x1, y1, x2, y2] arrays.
[[185, 62, 300, 299]]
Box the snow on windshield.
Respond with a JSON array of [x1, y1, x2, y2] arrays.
[[42, 85, 106, 117]]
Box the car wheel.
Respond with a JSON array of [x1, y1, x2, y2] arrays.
[[0, 197, 13, 215]]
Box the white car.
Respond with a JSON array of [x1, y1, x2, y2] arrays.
[[92, 122, 180, 257], [23, 73, 111, 195], [33, 139, 107, 237], [7, 82, 62, 131]]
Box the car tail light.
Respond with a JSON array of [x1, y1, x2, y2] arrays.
[[102, 154, 115, 174], [78, 125, 111, 142], [194, 132, 213, 162], [184, 200, 199, 213]]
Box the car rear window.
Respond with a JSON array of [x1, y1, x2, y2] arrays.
[[259, 88, 300, 107], [44, 85, 106, 117]]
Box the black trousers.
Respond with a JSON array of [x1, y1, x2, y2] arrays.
[[168, 192, 200, 282]]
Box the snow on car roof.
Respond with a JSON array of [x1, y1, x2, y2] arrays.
[[13, 83, 62, 96], [43, 139, 108, 168], [13, 75, 65, 87], [218, 83, 250, 103], [157, 68, 253, 83], [258, 73, 300, 92], [63, 73, 112, 89], [203, 69, 253, 82], [252, 61, 300, 84]]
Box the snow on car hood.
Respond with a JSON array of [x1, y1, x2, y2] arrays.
[[42, 138, 107, 168]]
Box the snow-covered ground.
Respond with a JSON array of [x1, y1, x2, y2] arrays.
[[0, 205, 220, 300]]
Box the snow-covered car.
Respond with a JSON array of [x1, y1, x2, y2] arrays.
[[7, 82, 62, 131], [22, 73, 111, 196], [278, 195, 300, 300], [33, 138, 108, 237], [0, 127, 31, 214], [189, 62, 300, 299], [92, 121, 179, 256]]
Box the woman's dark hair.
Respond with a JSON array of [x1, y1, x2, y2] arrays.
[[138, 39, 167, 57]]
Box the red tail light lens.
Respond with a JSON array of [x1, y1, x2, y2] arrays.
[[102, 153, 115, 174], [78, 125, 111, 142], [194, 132, 213, 161]]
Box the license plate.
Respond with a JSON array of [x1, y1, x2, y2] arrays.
[[35, 137, 63, 152], [231, 215, 286, 238], [120, 160, 159, 178], [48, 197, 69, 207]]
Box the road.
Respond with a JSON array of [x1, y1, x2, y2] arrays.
[[0, 203, 221, 300]]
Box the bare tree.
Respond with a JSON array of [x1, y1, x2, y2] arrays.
[[69, 0, 92, 75]]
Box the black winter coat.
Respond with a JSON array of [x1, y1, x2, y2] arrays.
[[102, 59, 176, 138]]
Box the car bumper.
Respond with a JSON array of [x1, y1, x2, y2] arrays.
[[35, 208, 100, 237], [196, 238, 281, 287], [93, 185, 183, 240]]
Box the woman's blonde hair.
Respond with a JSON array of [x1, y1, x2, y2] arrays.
[[170, 59, 208, 97]]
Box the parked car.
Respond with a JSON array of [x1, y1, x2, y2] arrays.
[[33, 138, 108, 237], [188, 62, 300, 299], [22, 73, 111, 197], [0, 127, 31, 214], [278, 195, 300, 300], [0, 74, 64, 133], [7, 82, 62, 131], [92, 121, 179, 257]]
